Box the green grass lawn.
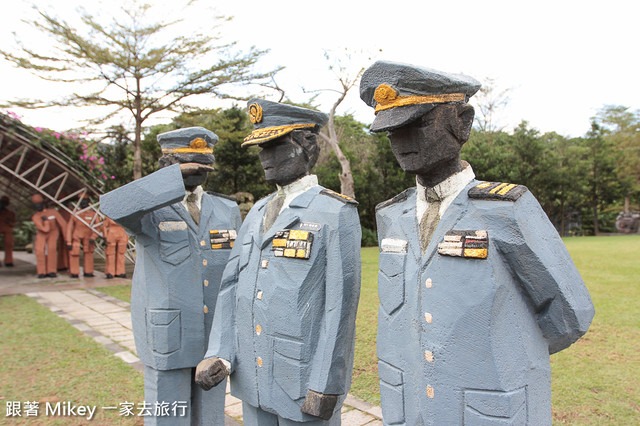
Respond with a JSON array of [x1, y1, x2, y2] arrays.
[[9, 235, 638, 423], [0, 296, 144, 425]]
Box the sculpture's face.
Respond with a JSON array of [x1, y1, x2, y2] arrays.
[[181, 168, 209, 190], [33, 202, 44, 212], [79, 198, 89, 209], [258, 133, 309, 186], [388, 104, 464, 175]]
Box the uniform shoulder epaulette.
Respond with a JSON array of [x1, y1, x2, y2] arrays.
[[320, 188, 358, 205], [207, 191, 237, 202], [376, 188, 412, 211], [468, 181, 528, 201]]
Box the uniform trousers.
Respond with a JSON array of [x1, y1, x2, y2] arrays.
[[34, 230, 59, 275], [105, 236, 128, 276], [242, 402, 341, 426], [69, 237, 95, 275], [1, 229, 13, 265], [143, 365, 225, 426]]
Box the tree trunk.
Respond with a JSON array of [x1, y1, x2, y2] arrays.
[[133, 77, 143, 180], [324, 135, 355, 199], [624, 196, 630, 214]]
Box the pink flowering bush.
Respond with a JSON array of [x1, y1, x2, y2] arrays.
[[1, 111, 114, 187]]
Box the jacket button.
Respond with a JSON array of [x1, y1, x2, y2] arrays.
[[261, 260, 269, 268], [204, 280, 209, 287], [257, 357, 263, 367], [256, 325, 262, 335], [256, 291, 263, 300], [200, 240, 206, 246], [204, 305, 208, 314], [426, 386, 434, 398], [425, 278, 433, 288], [202, 259, 207, 266], [424, 312, 432, 323], [424, 350, 434, 362]]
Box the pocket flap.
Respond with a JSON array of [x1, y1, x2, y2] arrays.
[[148, 309, 180, 326], [378, 252, 405, 277], [464, 387, 526, 418], [378, 360, 403, 386], [273, 338, 306, 360]]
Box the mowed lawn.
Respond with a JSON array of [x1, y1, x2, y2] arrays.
[[2, 235, 637, 423]]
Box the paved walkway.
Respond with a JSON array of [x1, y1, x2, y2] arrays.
[[5, 252, 382, 425]]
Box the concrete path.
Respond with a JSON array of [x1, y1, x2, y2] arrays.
[[4, 251, 382, 425]]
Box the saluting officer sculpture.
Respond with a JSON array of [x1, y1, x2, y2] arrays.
[[196, 100, 362, 425], [360, 61, 595, 425], [100, 127, 242, 425]]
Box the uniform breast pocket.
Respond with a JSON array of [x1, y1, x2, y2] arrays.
[[378, 252, 406, 315], [378, 360, 405, 425], [158, 221, 189, 266], [147, 309, 181, 355]]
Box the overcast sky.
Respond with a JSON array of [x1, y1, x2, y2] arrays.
[[1, 0, 638, 137]]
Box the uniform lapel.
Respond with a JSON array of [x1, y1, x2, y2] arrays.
[[170, 202, 198, 234], [258, 187, 318, 249], [398, 192, 421, 262], [199, 194, 214, 235], [421, 180, 476, 267]]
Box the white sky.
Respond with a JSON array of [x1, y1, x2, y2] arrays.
[[1, 0, 638, 138]]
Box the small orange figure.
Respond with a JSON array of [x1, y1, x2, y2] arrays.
[[103, 217, 129, 279], [66, 194, 100, 278], [57, 207, 72, 271], [0, 195, 16, 267], [31, 194, 67, 278]]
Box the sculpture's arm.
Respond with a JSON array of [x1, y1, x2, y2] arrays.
[[304, 205, 362, 419], [498, 192, 595, 354], [99, 164, 185, 237]]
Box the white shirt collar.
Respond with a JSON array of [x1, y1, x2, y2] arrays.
[[276, 174, 318, 212], [180, 185, 204, 211], [416, 163, 475, 221]]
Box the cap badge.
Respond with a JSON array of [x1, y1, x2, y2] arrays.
[[374, 84, 399, 107], [190, 138, 207, 149], [249, 103, 263, 124]]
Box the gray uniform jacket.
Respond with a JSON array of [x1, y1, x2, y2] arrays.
[[101, 166, 242, 370], [206, 185, 362, 422], [375, 181, 594, 426]]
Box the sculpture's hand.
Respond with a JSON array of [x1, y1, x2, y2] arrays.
[[195, 357, 229, 391], [300, 390, 338, 420], [67, 244, 72, 250], [41, 216, 48, 221], [89, 239, 95, 245]]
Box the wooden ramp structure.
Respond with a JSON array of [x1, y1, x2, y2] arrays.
[[0, 113, 132, 261]]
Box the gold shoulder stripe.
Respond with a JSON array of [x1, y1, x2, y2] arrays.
[[468, 182, 528, 201]]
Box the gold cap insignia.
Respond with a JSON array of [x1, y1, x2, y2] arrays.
[[373, 83, 466, 114], [249, 103, 263, 124], [161, 137, 213, 154]]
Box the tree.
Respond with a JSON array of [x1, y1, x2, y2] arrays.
[[594, 105, 640, 212], [472, 77, 511, 132], [1, 2, 278, 180]]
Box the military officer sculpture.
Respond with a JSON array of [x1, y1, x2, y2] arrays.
[[196, 100, 362, 425], [100, 127, 242, 425], [360, 61, 595, 425]]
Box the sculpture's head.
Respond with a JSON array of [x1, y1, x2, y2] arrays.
[[78, 193, 91, 209], [157, 127, 217, 191], [361, 61, 480, 184], [31, 193, 44, 212], [242, 99, 328, 186]]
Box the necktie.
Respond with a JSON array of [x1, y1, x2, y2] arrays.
[[187, 193, 200, 226], [263, 192, 286, 232], [419, 190, 442, 252]]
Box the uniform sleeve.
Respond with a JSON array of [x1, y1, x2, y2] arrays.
[[32, 213, 50, 233], [65, 216, 74, 243], [99, 164, 185, 237], [308, 203, 362, 395], [496, 191, 595, 354], [54, 211, 68, 239]]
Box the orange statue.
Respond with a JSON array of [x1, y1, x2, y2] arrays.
[[66, 194, 100, 278], [0, 195, 16, 267], [31, 194, 67, 278], [103, 217, 129, 278]]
